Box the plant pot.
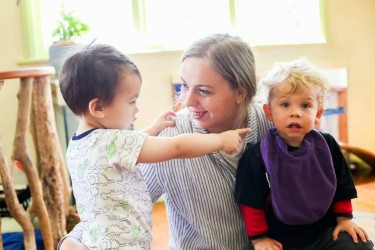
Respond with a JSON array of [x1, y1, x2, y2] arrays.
[[48, 43, 85, 78]]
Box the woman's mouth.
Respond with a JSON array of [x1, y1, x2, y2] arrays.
[[191, 111, 207, 119]]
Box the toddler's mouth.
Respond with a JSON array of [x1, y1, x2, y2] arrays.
[[287, 123, 301, 128]]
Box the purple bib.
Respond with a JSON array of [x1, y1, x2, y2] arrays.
[[260, 129, 336, 225]]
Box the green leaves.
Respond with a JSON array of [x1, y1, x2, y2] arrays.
[[52, 10, 89, 42]]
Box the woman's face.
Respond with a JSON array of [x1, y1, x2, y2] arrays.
[[180, 57, 246, 133]]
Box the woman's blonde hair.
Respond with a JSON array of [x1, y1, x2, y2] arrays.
[[182, 33, 256, 128], [182, 33, 257, 106]]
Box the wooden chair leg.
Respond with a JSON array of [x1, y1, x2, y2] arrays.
[[12, 78, 54, 250], [0, 141, 36, 250], [0, 67, 69, 248], [32, 76, 66, 246]]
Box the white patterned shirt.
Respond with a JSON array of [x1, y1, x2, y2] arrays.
[[66, 129, 150, 249]]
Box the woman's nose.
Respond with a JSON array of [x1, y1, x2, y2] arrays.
[[182, 89, 196, 107]]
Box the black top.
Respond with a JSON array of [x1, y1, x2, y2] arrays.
[[234, 132, 357, 248]]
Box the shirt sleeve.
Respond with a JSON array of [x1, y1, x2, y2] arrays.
[[240, 204, 269, 239], [321, 133, 357, 200], [139, 125, 180, 203], [139, 162, 164, 203], [106, 130, 147, 172], [333, 200, 353, 218], [234, 143, 270, 209]]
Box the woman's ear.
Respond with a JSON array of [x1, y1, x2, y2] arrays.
[[263, 103, 273, 121], [314, 107, 324, 125], [88, 98, 105, 118], [235, 88, 246, 104]]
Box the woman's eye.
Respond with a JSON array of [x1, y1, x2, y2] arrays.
[[130, 100, 137, 105], [198, 88, 211, 96], [181, 83, 189, 90]]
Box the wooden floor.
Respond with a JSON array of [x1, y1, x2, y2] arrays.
[[150, 173, 375, 250], [352, 174, 375, 213], [151, 202, 170, 250]]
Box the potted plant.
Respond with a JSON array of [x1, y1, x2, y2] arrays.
[[49, 9, 90, 77]]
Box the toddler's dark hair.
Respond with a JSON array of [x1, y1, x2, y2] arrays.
[[59, 44, 141, 115]]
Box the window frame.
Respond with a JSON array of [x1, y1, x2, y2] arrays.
[[19, 0, 327, 62]]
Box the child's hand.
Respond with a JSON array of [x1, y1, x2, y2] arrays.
[[220, 128, 251, 154], [252, 237, 283, 250], [144, 110, 176, 136], [333, 217, 369, 243]]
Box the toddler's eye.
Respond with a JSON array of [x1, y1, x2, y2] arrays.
[[281, 103, 290, 108], [301, 103, 310, 109]]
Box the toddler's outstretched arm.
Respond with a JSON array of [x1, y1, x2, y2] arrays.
[[137, 128, 251, 164]]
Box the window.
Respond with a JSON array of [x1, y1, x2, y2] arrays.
[[39, 0, 136, 52], [141, 0, 230, 50], [22, 0, 325, 59], [235, 0, 325, 45]]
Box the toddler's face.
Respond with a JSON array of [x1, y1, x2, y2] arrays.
[[263, 83, 323, 147], [102, 72, 142, 130]]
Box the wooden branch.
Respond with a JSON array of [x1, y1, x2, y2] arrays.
[[11, 78, 54, 250], [0, 140, 36, 250], [57, 137, 71, 214], [29, 110, 41, 178], [32, 76, 66, 247]]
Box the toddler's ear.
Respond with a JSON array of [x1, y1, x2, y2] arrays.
[[89, 98, 105, 118], [263, 103, 273, 121], [314, 107, 324, 125]]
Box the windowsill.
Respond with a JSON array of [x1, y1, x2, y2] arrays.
[[16, 38, 327, 66], [17, 57, 49, 66], [252, 39, 327, 49]]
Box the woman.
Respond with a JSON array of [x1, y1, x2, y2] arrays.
[[59, 33, 273, 250]]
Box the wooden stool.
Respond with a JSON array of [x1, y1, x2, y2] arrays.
[[0, 67, 70, 250]]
